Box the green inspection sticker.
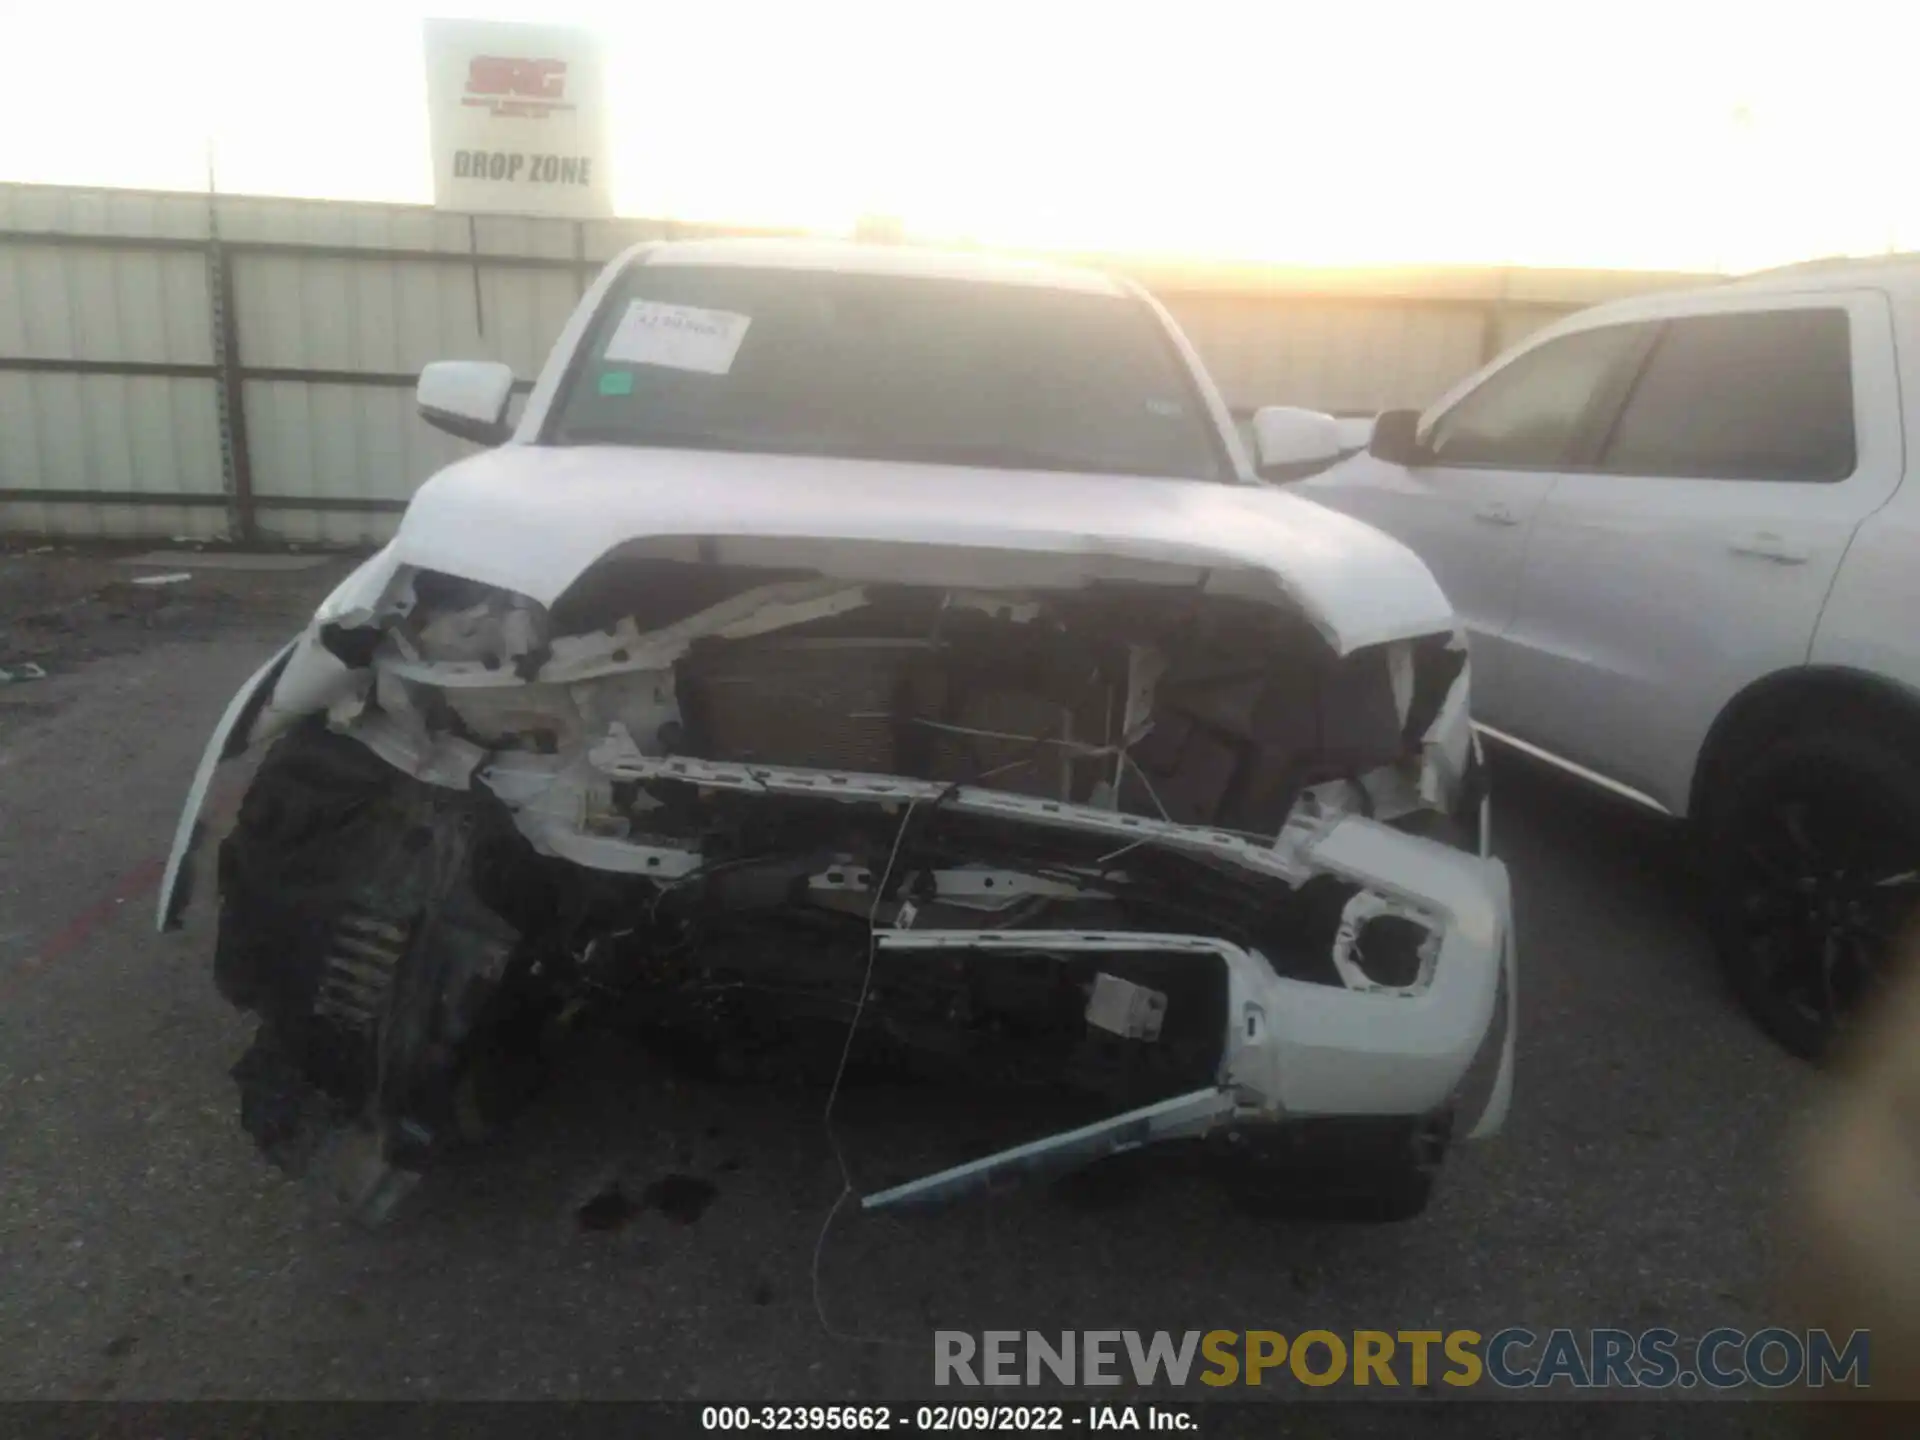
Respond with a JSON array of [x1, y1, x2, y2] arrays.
[[596, 369, 635, 396]]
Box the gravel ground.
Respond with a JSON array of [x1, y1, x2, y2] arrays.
[[0, 546, 1821, 1420]]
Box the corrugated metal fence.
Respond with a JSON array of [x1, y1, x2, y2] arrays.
[[0, 182, 1712, 545]]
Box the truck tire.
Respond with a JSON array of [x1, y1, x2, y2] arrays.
[[1704, 726, 1920, 1060], [216, 719, 537, 1191]]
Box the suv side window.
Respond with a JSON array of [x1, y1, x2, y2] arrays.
[[1427, 324, 1647, 469], [1598, 308, 1856, 482]]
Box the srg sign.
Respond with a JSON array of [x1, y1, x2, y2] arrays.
[[423, 20, 609, 218]]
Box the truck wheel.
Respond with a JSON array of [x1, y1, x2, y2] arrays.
[[1226, 1114, 1450, 1223], [1705, 728, 1920, 1060], [216, 719, 533, 1189]]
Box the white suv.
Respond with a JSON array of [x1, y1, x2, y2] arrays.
[[1298, 257, 1920, 1058]]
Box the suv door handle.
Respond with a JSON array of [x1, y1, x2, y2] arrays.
[[1474, 501, 1520, 526], [1728, 531, 1810, 564]]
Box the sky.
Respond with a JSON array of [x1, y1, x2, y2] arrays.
[[3, 0, 1916, 273]]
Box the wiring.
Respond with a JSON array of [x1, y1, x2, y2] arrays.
[[900, 714, 1174, 866], [809, 795, 927, 1350], [1091, 749, 1175, 866], [905, 714, 1148, 759]]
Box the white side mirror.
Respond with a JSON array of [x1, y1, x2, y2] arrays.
[[417, 360, 516, 446], [1251, 406, 1345, 478]]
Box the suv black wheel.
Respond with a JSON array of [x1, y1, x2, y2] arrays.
[[1706, 728, 1920, 1059]]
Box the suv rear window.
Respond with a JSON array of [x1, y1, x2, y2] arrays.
[[1599, 309, 1856, 482]]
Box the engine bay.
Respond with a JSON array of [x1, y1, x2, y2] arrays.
[[353, 550, 1477, 840]]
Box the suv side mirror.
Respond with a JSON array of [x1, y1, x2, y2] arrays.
[[417, 360, 516, 445], [1250, 405, 1345, 481], [1368, 409, 1429, 466]]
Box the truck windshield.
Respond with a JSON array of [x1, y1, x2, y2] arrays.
[[546, 264, 1230, 482]]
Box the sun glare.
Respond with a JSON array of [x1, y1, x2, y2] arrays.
[[2, 0, 1916, 273]]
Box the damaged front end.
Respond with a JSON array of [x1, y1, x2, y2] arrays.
[[164, 536, 1512, 1222]]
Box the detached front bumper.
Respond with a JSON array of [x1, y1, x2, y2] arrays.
[[851, 868, 1514, 1211], [487, 740, 1518, 1144], [1234, 817, 1514, 1137]]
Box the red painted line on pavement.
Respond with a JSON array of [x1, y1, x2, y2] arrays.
[[1, 788, 244, 1006], [0, 857, 164, 1006], [35, 858, 165, 964]]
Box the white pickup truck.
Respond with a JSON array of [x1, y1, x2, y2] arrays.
[[159, 239, 1514, 1223]]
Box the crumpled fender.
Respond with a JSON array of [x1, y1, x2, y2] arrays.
[[156, 548, 407, 933], [157, 641, 294, 933]]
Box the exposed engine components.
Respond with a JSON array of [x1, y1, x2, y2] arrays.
[[180, 552, 1506, 1224]]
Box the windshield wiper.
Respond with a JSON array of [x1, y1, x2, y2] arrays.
[[551, 428, 1185, 479], [830, 438, 1187, 478], [553, 426, 773, 452]]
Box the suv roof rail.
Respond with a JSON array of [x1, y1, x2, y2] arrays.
[[1738, 252, 1920, 279]]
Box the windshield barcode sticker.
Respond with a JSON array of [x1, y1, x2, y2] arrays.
[[604, 300, 753, 374]]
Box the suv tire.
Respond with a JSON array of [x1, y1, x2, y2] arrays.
[[1705, 726, 1920, 1059]]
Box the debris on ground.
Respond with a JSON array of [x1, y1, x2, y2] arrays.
[[0, 552, 350, 682], [643, 1174, 719, 1225], [575, 1173, 720, 1231], [116, 550, 332, 573], [576, 1183, 642, 1232]]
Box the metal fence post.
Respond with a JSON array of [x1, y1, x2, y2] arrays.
[[467, 214, 486, 338], [1478, 302, 1505, 365], [204, 201, 258, 543], [1479, 269, 1516, 365]]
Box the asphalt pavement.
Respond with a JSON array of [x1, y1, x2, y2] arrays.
[[0, 549, 1819, 1410]]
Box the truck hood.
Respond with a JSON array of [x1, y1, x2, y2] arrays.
[[378, 444, 1454, 656]]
